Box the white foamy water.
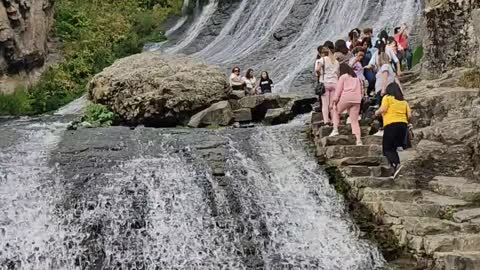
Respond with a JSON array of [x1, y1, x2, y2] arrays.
[[54, 95, 89, 116], [0, 122, 72, 269], [224, 122, 386, 269]]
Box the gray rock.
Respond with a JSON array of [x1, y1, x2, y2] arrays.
[[89, 53, 229, 127], [188, 101, 233, 128], [453, 208, 480, 223], [264, 108, 290, 125], [233, 108, 252, 122]]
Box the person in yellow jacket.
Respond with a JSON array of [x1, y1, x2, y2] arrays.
[[375, 82, 412, 178]]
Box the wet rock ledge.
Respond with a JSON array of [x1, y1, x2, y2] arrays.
[[88, 52, 316, 128], [309, 69, 480, 270]]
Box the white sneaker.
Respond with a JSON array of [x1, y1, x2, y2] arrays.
[[393, 165, 404, 179], [373, 130, 384, 137], [356, 141, 363, 146], [346, 117, 351, 124], [328, 129, 339, 137]]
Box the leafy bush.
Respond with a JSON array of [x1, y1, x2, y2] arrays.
[[0, 0, 182, 116], [458, 68, 480, 89], [0, 88, 32, 116], [82, 104, 116, 127], [412, 46, 424, 67]]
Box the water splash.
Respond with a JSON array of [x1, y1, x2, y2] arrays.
[[222, 121, 386, 269]]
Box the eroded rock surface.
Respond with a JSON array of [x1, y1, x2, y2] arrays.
[[88, 53, 229, 127], [0, 0, 54, 93]]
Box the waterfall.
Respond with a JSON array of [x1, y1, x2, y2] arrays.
[[165, 0, 191, 37], [0, 121, 71, 269], [164, 0, 219, 54], [221, 121, 386, 269], [162, 0, 423, 92]]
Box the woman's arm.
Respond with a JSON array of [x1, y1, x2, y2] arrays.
[[381, 71, 388, 95], [333, 75, 345, 104]]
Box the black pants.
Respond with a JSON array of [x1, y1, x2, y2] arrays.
[[383, 122, 408, 166]]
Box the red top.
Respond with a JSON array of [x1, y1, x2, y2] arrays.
[[394, 33, 408, 50]]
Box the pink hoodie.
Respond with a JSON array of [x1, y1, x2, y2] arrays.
[[335, 74, 363, 104]]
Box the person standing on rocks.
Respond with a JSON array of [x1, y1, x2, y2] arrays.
[[259, 71, 274, 94], [316, 41, 339, 125], [375, 82, 411, 178], [386, 37, 402, 75], [394, 23, 412, 70], [334, 39, 353, 64], [230, 67, 245, 92], [242, 68, 258, 95], [329, 63, 364, 145], [373, 47, 399, 136]]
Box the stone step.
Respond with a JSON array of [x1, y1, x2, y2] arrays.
[[345, 176, 395, 189], [424, 233, 480, 255], [418, 191, 470, 208], [433, 251, 480, 270], [331, 156, 387, 167], [361, 188, 422, 202], [341, 165, 392, 178], [318, 135, 382, 147], [314, 125, 370, 138], [453, 208, 480, 223], [318, 145, 383, 160], [429, 176, 480, 202], [366, 192, 470, 219], [401, 217, 469, 236]]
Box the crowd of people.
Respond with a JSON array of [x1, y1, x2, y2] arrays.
[[314, 24, 413, 178], [229, 67, 274, 95]]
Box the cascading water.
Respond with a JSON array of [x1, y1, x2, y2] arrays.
[[160, 0, 423, 92], [220, 119, 386, 269]]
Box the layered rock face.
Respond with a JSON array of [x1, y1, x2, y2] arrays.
[[88, 53, 229, 127], [423, 0, 480, 77], [0, 0, 54, 93]]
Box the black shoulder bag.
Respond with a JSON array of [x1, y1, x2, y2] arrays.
[[315, 58, 326, 95]]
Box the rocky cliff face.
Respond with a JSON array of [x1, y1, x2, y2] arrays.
[[0, 0, 54, 93], [423, 0, 480, 78]]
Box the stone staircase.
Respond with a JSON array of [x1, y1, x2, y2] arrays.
[[310, 118, 480, 270]]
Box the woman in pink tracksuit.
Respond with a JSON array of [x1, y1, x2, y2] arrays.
[[329, 63, 364, 145], [315, 41, 339, 125]]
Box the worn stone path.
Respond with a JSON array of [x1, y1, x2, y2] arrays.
[[310, 119, 480, 270]]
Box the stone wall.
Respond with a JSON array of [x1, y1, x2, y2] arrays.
[[0, 0, 54, 93], [423, 0, 480, 78]]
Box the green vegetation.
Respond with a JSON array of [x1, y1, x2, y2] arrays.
[[82, 104, 116, 127], [0, 0, 182, 116], [412, 46, 424, 67], [458, 68, 480, 89]]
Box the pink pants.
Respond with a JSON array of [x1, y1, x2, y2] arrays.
[[321, 84, 336, 123], [333, 101, 361, 138]]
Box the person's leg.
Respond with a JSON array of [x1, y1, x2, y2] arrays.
[[374, 92, 384, 136], [383, 124, 400, 167], [348, 103, 362, 143], [406, 48, 413, 70], [321, 93, 330, 124], [327, 84, 336, 123], [332, 100, 347, 131]]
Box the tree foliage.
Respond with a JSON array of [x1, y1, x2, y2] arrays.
[[0, 0, 182, 116]]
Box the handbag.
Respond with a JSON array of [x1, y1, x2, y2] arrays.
[[315, 58, 326, 95]]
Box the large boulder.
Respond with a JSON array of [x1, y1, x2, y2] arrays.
[[88, 53, 229, 127], [187, 101, 233, 128]]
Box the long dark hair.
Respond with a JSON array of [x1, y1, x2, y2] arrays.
[[334, 39, 349, 54], [386, 82, 404, 101], [231, 66, 240, 74], [260, 71, 270, 81], [316, 45, 324, 59], [245, 68, 254, 79], [339, 63, 357, 78], [378, 30, 389, 43]]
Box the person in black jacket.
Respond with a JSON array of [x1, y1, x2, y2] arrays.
[[259, 71, 274, 94]]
